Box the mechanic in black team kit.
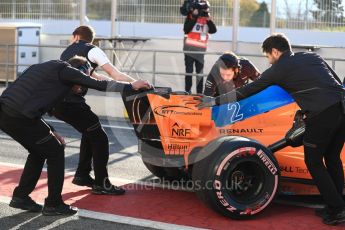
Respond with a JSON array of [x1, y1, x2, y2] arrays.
[[0, 56, 150, 216], [197, 33, 345, 225], [203, 52, 260, 96], [51, 26, 149, 195]]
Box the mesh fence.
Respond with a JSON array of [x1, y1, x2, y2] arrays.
[[0, 0, 344, 31], [114, 0, 232, 26], [0, 0, 80, 21]]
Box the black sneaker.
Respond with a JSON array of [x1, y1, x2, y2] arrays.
[[42, 203, 78, 216], [9, 196, 42, 212], [72, 175, 95, 187], [92, 184, 125, 195], [323, 207, 345, 225], [315, 206, 331, 218]]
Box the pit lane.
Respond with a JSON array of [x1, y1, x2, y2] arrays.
[[0, 118, 340, 229]]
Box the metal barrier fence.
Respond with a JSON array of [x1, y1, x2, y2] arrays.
[[0, 43, 344, 89], [0, 0, 344, 31], [0, 0, 80, 21], [0, 43, 222, 87], [116, 0, 232, 26]]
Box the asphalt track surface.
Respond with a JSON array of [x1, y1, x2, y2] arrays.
[[0, 118, 157, 229], [0, 201, 152, 230], [0, 117, 153, 182]]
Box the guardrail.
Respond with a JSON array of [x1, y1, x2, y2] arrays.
[[0, 43, 344, 88], [109, 48, 225, 85]]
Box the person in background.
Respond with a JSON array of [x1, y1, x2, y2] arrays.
[[180, 0, 217, 94], [204, 52, 260, 96]]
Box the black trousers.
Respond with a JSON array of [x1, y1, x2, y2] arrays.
[[51, 102, 109, 186], [184, 53, 204, 94], [0, 106, 64, 207], [303, 102, 345, 208]]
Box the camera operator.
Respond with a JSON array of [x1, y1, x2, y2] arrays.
[[180, 0, 217, 94]]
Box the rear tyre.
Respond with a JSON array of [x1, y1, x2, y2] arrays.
[[192, 137, 279, 219]]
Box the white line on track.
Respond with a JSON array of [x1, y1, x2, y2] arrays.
[[0, 196, 206, 230], [0, 164, 203, 230], [78, 209, 208, 230]]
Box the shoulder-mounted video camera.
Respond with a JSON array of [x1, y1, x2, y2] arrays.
[[180, 0, 210, 17]]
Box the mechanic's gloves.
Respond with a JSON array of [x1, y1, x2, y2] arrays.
[[194, 94, 216, 109], [131, 79, 153, 90]]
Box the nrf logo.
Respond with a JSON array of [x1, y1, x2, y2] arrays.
[[171, 123, 191, 137]]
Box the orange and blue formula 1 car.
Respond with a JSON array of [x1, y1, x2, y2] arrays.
[[121, 85, 345, 219]]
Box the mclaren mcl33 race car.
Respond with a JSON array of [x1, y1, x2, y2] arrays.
[[121, 85, 345, 219]]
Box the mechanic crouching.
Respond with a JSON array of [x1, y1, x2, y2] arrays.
[[204, 52, 260, 96], [196, 33, 345, 225], [0, 56, 151, 216]]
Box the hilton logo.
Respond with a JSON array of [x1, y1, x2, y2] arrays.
[[167, 142, 189, 155]]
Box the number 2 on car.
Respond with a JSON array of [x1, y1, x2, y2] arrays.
[[228, 102, 244, 123]]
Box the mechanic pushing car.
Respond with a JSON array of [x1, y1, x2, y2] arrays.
[[50, 25, 142, 195], [0, 56, 151, 216], [203, 52, 260, 96], [196, 33, 345, 225]]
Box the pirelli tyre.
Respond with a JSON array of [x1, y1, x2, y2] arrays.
[[192, 136, 279, 219]]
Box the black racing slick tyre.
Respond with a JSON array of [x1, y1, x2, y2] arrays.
[[192, 137, 280, 219]]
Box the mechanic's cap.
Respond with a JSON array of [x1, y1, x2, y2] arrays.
[[219, 52, 241, 69]]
